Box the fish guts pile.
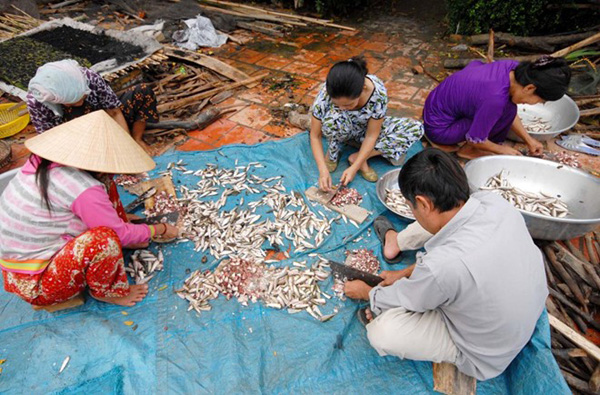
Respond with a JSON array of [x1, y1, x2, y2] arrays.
[[330, 187, 363, 207]]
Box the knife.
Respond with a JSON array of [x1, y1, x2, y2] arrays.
[[328, 260, 383, 287], [124, 187, 157, 213], [319, 183, 342, 204], [131, 211, 180, 225]]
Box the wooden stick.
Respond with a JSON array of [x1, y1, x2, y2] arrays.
[[549, 288, 600, 331], [585, 234, 599, 266], [50, 0, 83, 9], [157, 73, 267, 113], [443, 55, 540, 69], [486, 29, 494, 63], [561, 369, 596, 394], [544, 246, 588, 307], [200, 0, 356, 30], [552, 348, 590, 359], [552, 242, 600, 290], [550, 314, 600, 361], [199, 4, 307, 27], [580, 107, 600, 117], [552, 31, 600, 58], [590, 365, 600, 392], [202, 0, 333, 24]]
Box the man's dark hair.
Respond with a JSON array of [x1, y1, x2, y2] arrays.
[[514, 56, 571, 101], [325, 56, 368, 99], [399, 149, 470, 212]]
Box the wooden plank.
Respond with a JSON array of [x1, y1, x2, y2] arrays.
[[164, 46, 250, 83], [549, 314, 600, 361], [198, 4, 307, 26], [305, 186, 369, 224], [157, 73, 268, 113], [237, 21, 284, 37], [433, 362, 477, 395], [201, 0, 356, 31]]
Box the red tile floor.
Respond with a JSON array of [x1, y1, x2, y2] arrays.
[[1, 10, 598, 175]]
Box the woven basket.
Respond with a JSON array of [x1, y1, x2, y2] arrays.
[[0, 103, 30, 139], [0, 140, 12, 170]]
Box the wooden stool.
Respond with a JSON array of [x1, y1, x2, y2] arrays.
[[433, 362, 477, 395], [32, 293, 85, 313]]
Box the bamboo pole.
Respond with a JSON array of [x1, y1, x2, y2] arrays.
[[552, 31, 600, 58], [200, 0, 356, 31]]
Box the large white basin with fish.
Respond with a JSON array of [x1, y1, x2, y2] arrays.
[[507, 95, 580, 142], [464, 156, 600, 240]]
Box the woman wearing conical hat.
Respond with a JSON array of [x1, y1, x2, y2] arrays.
[[0, 111, 179, 307], [26, 59, 159, 154]]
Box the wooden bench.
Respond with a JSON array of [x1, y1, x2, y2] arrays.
[[433, 362, 477, 395]]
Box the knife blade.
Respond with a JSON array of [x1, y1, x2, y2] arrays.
[[124, 187, 157, 213], [318, 183, 341, 204], [328, 260, 383, 287], [130, 210, 179, 225]]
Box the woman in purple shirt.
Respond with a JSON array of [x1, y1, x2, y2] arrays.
[[423, 56, 571, 159]]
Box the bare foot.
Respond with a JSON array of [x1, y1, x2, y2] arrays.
[[365, 308, 374, 322], [457, 145, 494, 160], [94, 284, 149, 307], [384, 229, 401, 260], [348, 152, 372, 173]]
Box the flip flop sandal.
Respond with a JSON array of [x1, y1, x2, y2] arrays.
[[325, 157, 338, 172], [347, 158, 378, 182], [373, 216, 403, 264], [357, 307, 372, 326], [359, 167, 378, 182]]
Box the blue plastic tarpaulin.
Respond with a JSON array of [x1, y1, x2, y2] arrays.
[[0, 133, 569, 393]]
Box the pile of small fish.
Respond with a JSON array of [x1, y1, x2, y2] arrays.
[[176, 257, 333, 320], [480, 171, 569, 218], [332, 249, 380, 299], [177, 162, 333, 261], [115, 173, 147, 187], [144, 191, 180, 217], [261, 259, 334, 321], [385, 189, 413, 218], [125, 249, 164, 284], [330, 187, 363, 207], [524, 116, 552, 133]]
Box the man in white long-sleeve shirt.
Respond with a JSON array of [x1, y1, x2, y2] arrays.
[[344, 149, 548, 381]]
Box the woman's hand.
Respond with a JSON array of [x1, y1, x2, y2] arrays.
[[319, 171, 333, 192], [527, 139, 544, 157], [340, 165, 358, 186], [152, 223, 180, 241]]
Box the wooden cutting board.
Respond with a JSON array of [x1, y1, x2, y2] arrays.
[[305, 186, 369, 224]]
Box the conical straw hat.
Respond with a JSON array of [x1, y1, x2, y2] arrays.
[[25, 110, 155, 174]]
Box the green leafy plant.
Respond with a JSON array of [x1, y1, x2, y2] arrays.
[[446, 0, 598, 36]]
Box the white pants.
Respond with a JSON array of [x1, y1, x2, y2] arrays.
[[366, 307, 459, 364], [396, 221, 433, 251]]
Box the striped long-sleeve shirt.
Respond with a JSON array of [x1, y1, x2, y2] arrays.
[[0, 157, 151, 274]]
